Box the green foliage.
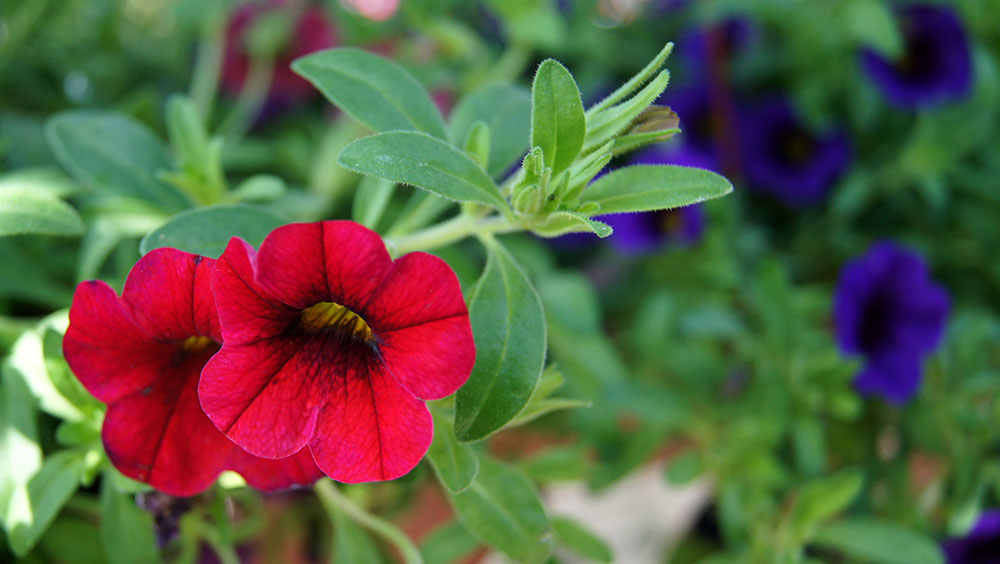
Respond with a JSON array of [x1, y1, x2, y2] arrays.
[[530, 59, 586, 177], [580, 164, 733, 213], [551, 516, 613, 563], [351, 176, 396, 230], [0, 186, 83, 237], [426, 409, 480, 493], [3, 450, 88, 556], [455, 239, 546, 442], [338, 131, 511, 214], [139, 204, 287, 258], [99, 473, 158, 564], [810, 518, 945, 564], [449, 457, 551, 563], [292, 48, 448, 140], [449, 83, 532, 177]]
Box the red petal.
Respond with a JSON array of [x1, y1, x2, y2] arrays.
[[371, 252, 475, 399], [102, 349, 233, 497], [211, 238, 298, 345], [64, 281, 172, 403], [199, 338, 323, 458], [255, 221, 390, 311], [123, 248, 221, 342], [232, 447, 324, 491], [308, 357, 433, 483]]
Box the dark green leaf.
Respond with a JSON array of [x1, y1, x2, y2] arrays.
[[426, 410, 479, 493], [420, 521, 480, 564], [810, 518, 944, 564], [292, 48, 447, 139], [450, 457, 551, 563], [531, 60, 586, 176], [139, 204, 286, 258], [455, 240, 546, 441], [449, 83, 532, 177], [581, 165, 732, 213], [46, 112, 191, 211], [339, 131, 510, 213], [100, 473, 158, 564], [551, 516, 613, 563]]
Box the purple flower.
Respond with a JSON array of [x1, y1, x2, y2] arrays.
[[739, 97, 850, 207], [943, 509, 1000, 563], [834, 242, 950, 404], [861, 4, 973, 109], [602, 205, 705, 255]]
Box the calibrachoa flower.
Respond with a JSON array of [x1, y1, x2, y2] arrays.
[[63, 248, 323, 497], [943, 509, 1000, 563], [739, 97, 850, 207], [860, 4, 973, 109], [199, 221, 475, 483], [222, 1, 337, 105], [603, 205, 705, 255], [834, 242, 950, 404]]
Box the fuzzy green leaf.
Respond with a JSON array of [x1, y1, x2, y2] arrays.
[[339, 131, 510, 213], [139, 204, 286, 258], [450, 83, 532, 177], [531, 60, 586, 176], [581, 164, 732, 213], [0, 188, 83, 237]]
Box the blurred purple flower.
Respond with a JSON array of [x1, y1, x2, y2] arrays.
[[657, 84, 719, 169], [740, 97, 850, 207], [861, 4, 973, 108], [602, 205, 705, 255], [943, 509, 1000, 563], [834, 242, 950, 404]]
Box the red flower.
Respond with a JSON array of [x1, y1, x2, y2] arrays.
[[221, 2, 337, 104], [64, 248, 323, 497], [199, 221, 475, 483]]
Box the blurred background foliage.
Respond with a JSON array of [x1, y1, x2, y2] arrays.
[[2, 0, 999, 563]]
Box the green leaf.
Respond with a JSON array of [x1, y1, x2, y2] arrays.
[[507, 366, 590, 427], [791, 470, 864, 539], [230, 174, 286, 202], [810, 518, 944, 564], [455, 240, 546, 442], [99, 473, 158, 564], [426, 410, 480, 493], [581, 165, 732, 213], [532, 211, 612, 238], [46, 111, 191, 211], [292, 48, 448, 139], [845, 0, 902, 58], [519, 446, 589, 483], [332, 506, 384, 564], [0, 168, 80, 198], [5, 450, 87, 556], [0, 363, 42, 530], [139, 204, 286, 258], [0, 187, 83, 237], [531, 59, 586, 176], [665, 451, 703, 485], [420, 521, 480, 564], [339, 131, 510, 214], [551, 516, 613, 563], [351, 176, 395, 230], [583, 72, 670, 153], [588, 42, 673, 115], [449, 83, 532, 178], [449, 457, 551, 563]]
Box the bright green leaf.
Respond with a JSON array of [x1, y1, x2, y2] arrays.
[[99, 473, 158, 564], [426, 410, 480, 493], [292, 48, 448, 139], [551, 516, 613, 563], [6, 450, 87, 556], [230, 174, 286, 202], [581, 165, 732, 213], [46, 112, 191, 211], [339, 131, 510, 213], [665, 451, 703, 485], [449, 457, 551, 563], [0, 168, 80, 198], [455, 240, 546, 442], [810, 518, 945, 564], [0, 188, 83, 237], [531, 60, 586, 176], [332, 506, 384, 564], [791, 469, 864, 539], [449, 83, 532, 178], [0, 363, 42, 531], [420, 521, 480, 564], [139, 204, 287, 258]]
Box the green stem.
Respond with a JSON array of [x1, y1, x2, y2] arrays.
[[200, 524, 241, 564], [189, 5, 227, 122], [217, 54, 274, 144], [314, 479, 423, 564], [384, 214, 518, 256]]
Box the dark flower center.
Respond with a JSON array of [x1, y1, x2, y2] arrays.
[[774, 126, 817, 168], [172, 336, 220, 365], [296, 301, 375, 346], [858, 291, 893, 353]]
